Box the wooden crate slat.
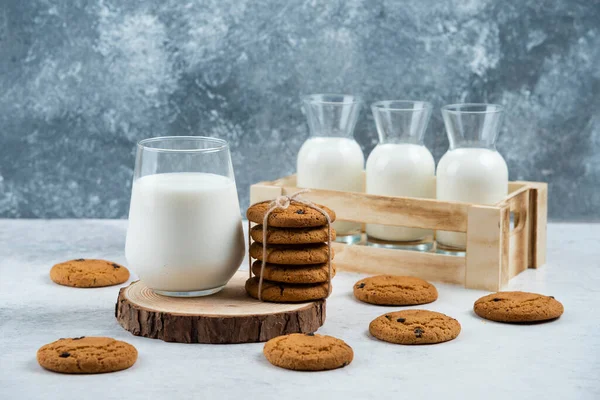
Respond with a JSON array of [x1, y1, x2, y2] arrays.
[[332, 242, 466, 285], [275, 185, 469, 232], [249, 183, 284, 204], [497, 185, 530, 204], [518, 181, 548, 268], [500, 207, 511, 287], [508, 182, 528, 194], [505, 189, 531, 279], [273, 174, 528, 197], [465, 205, 508, 291]]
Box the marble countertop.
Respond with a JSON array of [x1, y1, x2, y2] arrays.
[[1, 220, 599, 400]]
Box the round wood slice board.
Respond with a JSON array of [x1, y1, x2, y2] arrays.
[[115, 271, 326, 344]]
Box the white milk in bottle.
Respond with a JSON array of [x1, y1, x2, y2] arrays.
[[436, 104, 508, 251], [297, 94, 364, 244], [366, 101, 435, 249]]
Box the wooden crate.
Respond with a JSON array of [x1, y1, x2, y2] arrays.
[[250, 174, 547, 291]]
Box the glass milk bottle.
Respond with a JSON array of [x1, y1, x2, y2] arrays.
[[366, 101, 435, 250], [436, 103, 508, 253], [297, 94, 364, 244]]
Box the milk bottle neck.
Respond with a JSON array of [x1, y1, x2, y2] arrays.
[[371, 100, 432, 147], [442, 103, 503, 152], [302, 94, 362, 141]]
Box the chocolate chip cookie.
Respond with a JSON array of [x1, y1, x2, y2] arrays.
[[474, 291, 564, 323], [250, 225, 336, 244], [249, 242, 333, 265], [37, 337, 137, 374], [353, 275, 438, 306], [263, 333, 353, 371], [50, 259, 130, 288], [245, 277, 330, 302], [247, 200, 336, 228], [369, 310, 461, 345], [251, 260, 335, 284]]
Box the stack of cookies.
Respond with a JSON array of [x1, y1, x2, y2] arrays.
[[245, 200, 337, 303]]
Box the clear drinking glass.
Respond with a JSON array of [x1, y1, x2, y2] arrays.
[[125, 136, 245, 297], [366, 101, 435, 251], [297, 94, 365, 245], [436, 104, 508, 253]]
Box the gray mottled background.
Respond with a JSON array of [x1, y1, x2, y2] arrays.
[[0, 0, 598, 220]]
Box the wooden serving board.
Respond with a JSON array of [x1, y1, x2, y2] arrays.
[[115, 271, 326, 344]]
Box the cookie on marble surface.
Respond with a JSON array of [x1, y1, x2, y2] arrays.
[[353, 275, 438, 306], [50, 259, 130, 288], [474, 291, 564, 323], [250, 224, 336, 244], [246, 200, 336, 228], [251, 260, 335, 284], [245, 277, 330, 302], [369, 310, 461, 345], [263, 333, 353, 371], [37, 336, 137, 374], [249, 242, 334, 265]]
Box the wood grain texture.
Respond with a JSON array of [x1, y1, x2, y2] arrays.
[[264, 174, 468, 231], [249, 183, 284, 204], [521, 181, 548, 268], [332, 241, 466, 285], [506, 190, 531, 279], [465, 205, 507, 291], [115, 272, 325, 344], [500, 206, 511, 288], [278, 186, 469, 232]]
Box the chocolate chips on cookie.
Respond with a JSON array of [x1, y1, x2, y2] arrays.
[[353, 275, 438, 306], [369, 310, 461, 345], [37, 337, 137, 374], [50, 259, 130, 288], [246, 200, 336, 228], [474, 291, 564, 323]]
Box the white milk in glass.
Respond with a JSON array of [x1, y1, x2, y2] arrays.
[[297, 137, 364, 235], [436, 148, 508, 248], [366, 143, 435, 241], [126, 172, 245, 292]]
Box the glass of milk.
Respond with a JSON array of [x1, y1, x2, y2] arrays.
[[436, 104, 508, 253], [366, 100, 435, 250], [125, 137, 245, 297], [297, 94, 364, 245]]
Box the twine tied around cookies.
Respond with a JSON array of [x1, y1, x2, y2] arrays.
[[248, 189, 333, 301]]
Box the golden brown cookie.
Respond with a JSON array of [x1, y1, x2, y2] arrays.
[[251, 260, 336, 284], [50, 259, 130, 288], [249, 242, 333, 265], [37, 337, 137, 374], [246, 200, 336, 228], [245, 277, 330, 302], [250, 225, 336, 244], [474, 291, 564, 323], [263, 333, 353, 371], [369, 310, 461, 345], [353, 275, 438, 306]]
